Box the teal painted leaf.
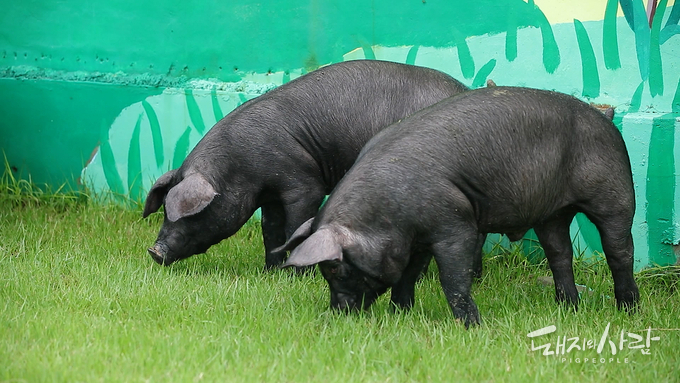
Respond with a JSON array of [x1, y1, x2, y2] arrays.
[[406, 45, 419, 65], [619, 0, 636, 31], [127, 113, 143, 202], [361, 41, 376, 60], [186, 89, 206, 134], [632, 0, 651, 81], [603, 0, 621, 70], [172, 126, 192, 169], [673, 76, 680, 113], [237, 93, 248, 106], [98, 121, 125, 197], [471, 59, 497, 88], [505, 19, 518, 62], [521, 229, 545, 264], [665, 0, 680, 28], [574, 19, 600, 98], [452, 27, 474, 79], [660, 24, 680, 44], [504, 5, 518, 62], [534, 6, 560, 73], [649, 0, 668, 97], [629, 81, 645, 113], [646, 116, 676, 266], [575, 214, 603, 254], [211, 86, 224, 123], [142, 100, 164, 168]]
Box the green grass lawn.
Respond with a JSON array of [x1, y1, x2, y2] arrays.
[[1, 186, 679, 382]]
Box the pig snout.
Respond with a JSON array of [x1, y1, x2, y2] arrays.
[[331, 292, 359, 312], [148, 242, 172, 266], [331, 292, 378, 312]]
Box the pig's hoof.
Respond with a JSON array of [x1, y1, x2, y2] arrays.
[[554, 285, 580, 311], [450, 295, 480, 328], [616, 289, 640, 313]]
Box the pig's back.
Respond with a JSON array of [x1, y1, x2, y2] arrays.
[[348, 86, 632, 233]]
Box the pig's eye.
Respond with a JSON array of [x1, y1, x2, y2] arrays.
[[328, 266, 339, 275]]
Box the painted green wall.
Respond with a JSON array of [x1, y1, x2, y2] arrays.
[[1, 0, 679, 269], [1, 1, 542, 77]]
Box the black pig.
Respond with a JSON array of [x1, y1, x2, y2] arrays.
[[142, 60, 469, 267], [279, 86, 640, 327]]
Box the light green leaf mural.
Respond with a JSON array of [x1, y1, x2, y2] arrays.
[[574, 19, 600, 98], [452, 27, 474, 79], [172, 126, 193, 170], [211, 86, 224, 123], [649, 0, 668, 97], [98, 121, 125, 198], [629, 81, 645, 113], [533, 4, 561, 73], [471, 59, 497, 88], [405, 45, 419, 65], [127, 113, 143, 203], [186, 88, 206, 134], [142, 100, 163, 168], [603, 0, 621, 70]]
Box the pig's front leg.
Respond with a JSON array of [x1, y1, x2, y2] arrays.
[[261, 186, 326, 270], [433, 225, 482, 328], [390, 245, 432, 310], [261, 202, 289, 269]]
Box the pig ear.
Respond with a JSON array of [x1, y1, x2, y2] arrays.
[[272, 218, 314, 253], [281, 228, 343, 268], [164, 173, 218, 222], [604, 107, 615, 120], [142, 170, 177, 218]]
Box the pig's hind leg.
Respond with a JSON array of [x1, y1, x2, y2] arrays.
[[580, 204, 639, 311], [532, 209, 580, 309]]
